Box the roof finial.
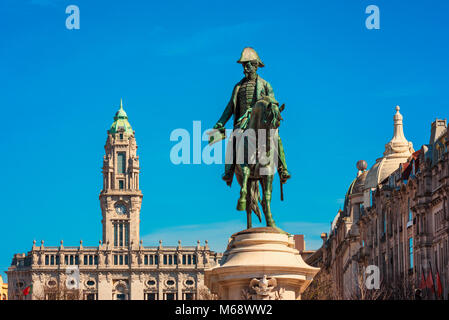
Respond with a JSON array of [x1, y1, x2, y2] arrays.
[[392, 105, 405, 142], [120, 98, 123, 110]]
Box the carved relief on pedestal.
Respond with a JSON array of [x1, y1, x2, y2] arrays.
[[241, 275, 285, 300]]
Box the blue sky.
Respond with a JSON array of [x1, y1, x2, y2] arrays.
[[1, 0, 448, 279]]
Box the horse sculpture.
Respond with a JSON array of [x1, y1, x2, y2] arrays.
[[232, 98, 284, 229]]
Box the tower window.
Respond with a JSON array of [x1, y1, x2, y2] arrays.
[[119, 180, 124, 190], [114, 223, 118, 246], [125, 223, 129, 246], [119, 223, 123, 246], [114, 221, 129, 247], [117, 152, 126, 174]]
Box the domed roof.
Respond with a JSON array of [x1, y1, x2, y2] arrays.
[[365, 106, 414, 190], [352, 170, 368, 194], [109, 99, 133, 134], [343, 164, 368, 214]]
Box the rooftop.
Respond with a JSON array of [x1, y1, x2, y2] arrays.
[[109, 99, 133, 134]]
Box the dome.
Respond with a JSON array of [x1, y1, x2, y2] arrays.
[[364, 106, 414, 190], [346, 160, 369, 197], [343, 167, 368, 215], [114, 107, 128, 120], [352, 170, 368, 194], [109, 99, 133, 134]]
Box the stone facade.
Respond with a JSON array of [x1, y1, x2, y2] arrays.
[[0, 275, 7, 300], [307, 107, 449, 300], [6, 102, 221, 300]]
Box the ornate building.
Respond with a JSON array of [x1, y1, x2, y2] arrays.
[[6, 101, 221, 300], [307, 107, 449, 300]]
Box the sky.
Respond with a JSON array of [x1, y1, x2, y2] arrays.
[[1, 0, 448, 280]]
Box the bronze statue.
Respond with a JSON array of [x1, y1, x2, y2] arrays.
[[210, 47, 290, 229]]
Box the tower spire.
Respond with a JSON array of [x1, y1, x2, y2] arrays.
[[109, 99, 133, 134], [365, 105, 415, 190], [383, 105, 414, 157]]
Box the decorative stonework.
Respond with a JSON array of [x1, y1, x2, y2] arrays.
[[183, 278, 195, 288], [241, 275, 285, 300]]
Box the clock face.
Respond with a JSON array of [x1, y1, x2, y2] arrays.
[[115, 204, 127, 215]]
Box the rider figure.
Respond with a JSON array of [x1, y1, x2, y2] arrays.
[[213, 47, 291, 186]]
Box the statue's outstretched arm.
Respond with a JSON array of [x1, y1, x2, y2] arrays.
[[215, 100, 233, 128], [215, 84, 238, 128]]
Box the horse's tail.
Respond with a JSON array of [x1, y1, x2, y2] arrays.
[[249, 180, 262, 223]]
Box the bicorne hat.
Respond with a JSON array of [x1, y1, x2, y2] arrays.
[[237, 47, 264, 67]]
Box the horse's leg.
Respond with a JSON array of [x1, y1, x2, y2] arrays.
[[246, 180, 253, 229], [237, 165, 250, 211], [262, 175, 276, 228]]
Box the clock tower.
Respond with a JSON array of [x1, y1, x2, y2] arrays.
[[100, 100, 142, 249]]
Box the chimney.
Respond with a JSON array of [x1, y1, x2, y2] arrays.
[[429, 119, 447, 145], [293, 235, 305, 252], [320, 233, 328, 244]]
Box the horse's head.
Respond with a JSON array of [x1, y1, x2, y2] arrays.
[[254, 99, 284, 130]]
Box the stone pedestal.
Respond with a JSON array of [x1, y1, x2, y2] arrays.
[[204, 227, 319, 300]]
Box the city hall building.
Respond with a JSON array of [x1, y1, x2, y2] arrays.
[[6, 102, 221, 300]]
